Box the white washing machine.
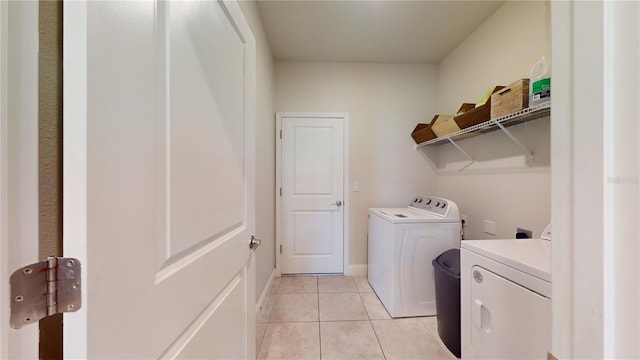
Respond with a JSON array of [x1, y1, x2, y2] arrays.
[[461, 225, 552, 359], [368, 196, 461, 318]]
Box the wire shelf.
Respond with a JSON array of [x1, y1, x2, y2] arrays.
[[415, 101, 551, 148]]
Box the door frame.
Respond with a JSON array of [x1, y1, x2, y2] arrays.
[[62, 2, 88, 357], [275, 112, 350, 276], [0, 3, 9, 356], [1, 1, 40, 358], [0, 3, 8, 357]]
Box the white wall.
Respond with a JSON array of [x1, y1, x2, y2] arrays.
[[275, 62, 439, 268], [237, 1, 276, 300], [433, 1, 551, 239], [437, 1, 551, 112]]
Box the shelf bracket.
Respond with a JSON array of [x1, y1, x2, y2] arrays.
[[447, 138, 475, 170], [495, 122, 535, 162]]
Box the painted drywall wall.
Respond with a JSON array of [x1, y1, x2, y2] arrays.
[[237, 1, 276, 301], [275, 62, 439, 270], [434, 1, 551, 239], [437, 1, 551, 112]]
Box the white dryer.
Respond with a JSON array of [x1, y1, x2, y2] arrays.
[[461, 225, 552, 359], [368, 196, 461, 318]]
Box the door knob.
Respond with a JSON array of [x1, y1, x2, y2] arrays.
[[249, 235, 262, 251], [331, 200, 343, 207]]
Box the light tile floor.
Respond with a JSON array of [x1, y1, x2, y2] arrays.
[[256, 275, 457, 360]]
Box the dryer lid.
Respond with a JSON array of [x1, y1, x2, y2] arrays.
[[461, 239, 551, 282]]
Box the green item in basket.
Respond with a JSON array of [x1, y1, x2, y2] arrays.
[[476, 86, 499, 107]]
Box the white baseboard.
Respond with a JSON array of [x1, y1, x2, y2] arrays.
[[271, 265, 367, 277], [255, 268, 277, 312], [345, 264, 367, 276]]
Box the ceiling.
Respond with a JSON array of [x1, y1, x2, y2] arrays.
[[256, 0, 505, 64]]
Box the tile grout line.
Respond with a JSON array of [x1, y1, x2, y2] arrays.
[[368, 309, 388, 360], [357, 290, 372, 322], [359, 278, 388, 360]]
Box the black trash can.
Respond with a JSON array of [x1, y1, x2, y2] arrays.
[[432, 248, 461, 358]]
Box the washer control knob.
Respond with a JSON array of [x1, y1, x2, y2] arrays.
[[426, 199, 432, 205], [441, 203, 446, 208], [435, 202, 440, 207]]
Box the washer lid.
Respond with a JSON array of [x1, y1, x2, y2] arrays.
[[369, 208, 458, 223], [461, 239, 551, 282]]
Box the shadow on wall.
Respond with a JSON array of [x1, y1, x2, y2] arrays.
[[418, 116, 550, 173]]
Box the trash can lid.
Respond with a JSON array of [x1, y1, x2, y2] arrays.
[[432, 248, 460, 277]]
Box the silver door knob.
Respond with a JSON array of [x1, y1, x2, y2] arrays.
[[249, 235, 262, 251], [331, 200, 343, 207]]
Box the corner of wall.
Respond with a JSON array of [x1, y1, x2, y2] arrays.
[[432, 0, 551, 240]]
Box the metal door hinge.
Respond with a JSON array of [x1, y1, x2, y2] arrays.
[[279, 187, 282, 197], [9, 257, 81, 329], [279, 244, 282, 254], [279, 130, 282, 139]]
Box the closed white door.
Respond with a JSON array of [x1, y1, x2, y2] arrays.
[[279, 114, 346, 274], [63, 1, 257, 358]]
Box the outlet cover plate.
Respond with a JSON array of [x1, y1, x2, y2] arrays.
[[484, 220, 496, 235]]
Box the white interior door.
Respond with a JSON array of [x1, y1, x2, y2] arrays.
[[279, 113, 346, 274], [0, 1, 39, 358], [63, 1, 257, 358]]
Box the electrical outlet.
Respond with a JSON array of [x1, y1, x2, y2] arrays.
[[484, 220, 496, 235], [461, 214, 469, 227], [353, 182, 360, 192]]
